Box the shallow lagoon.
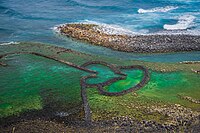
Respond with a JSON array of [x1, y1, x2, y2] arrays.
[[0, 43, 199, 126], [1, 0, 200, 131]]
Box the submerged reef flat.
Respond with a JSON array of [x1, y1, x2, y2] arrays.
[[0, 42, 200, 132], [56, 23, 200, 53]]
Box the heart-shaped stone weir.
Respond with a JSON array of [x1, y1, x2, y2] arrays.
[[80, 61, 150, 123], [0, 53, 150, 124]]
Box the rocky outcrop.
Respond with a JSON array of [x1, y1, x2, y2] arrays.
[[178, 95, 200, 104], [57, 23, 200, 53]]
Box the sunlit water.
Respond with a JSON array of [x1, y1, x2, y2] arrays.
[[0, 0, 200, 62], [0, 0, 200, 119], [1, 55, 199, 117]]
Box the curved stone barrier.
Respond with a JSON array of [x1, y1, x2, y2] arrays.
[[191, 69, 200, 74], [179, 61, 200, 64], [0, 52, 150, 124], [178, 94, 200, 104], [81, 61, 150, 96], [80, 61, 150, 123]]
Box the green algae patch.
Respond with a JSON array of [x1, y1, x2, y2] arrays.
[[87, 70, 200, 124], [0, 96, 42, 118], [83, 64, 121, 84], [0, 54, 84, 118], [87, 89, 170, 123], [0, 42, 200, 124], [106, 69, 143, 92], [137, 71, 200, 108]]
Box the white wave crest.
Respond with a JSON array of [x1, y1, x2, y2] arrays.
[[51, 23, 67, 33], [163, 15, 195, 30], [151, 29, 200, 36], [0, 41, 20, 46], [138, 6, 178, 14], [53, 20, 137, 35], [82, 20, 136, 35]]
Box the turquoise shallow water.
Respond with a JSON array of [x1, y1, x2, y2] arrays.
[[0, 0, 200, 125], [0, 45, 200, 119], [0, 0, 200, 62], [0, 55, 84, 117]]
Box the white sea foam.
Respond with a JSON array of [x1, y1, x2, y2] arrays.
[[0, 41, 20, 46], [138, 6, 178, 14], [51, 24, 66, 33], [52, 20, 137, 35], [81, 20, 136, 35], [53, 18, 199, 37], [163, 15, 195, 30]]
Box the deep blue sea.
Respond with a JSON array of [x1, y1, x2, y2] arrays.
[[0, 0, 200, 62]]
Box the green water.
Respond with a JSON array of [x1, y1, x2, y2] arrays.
[[107, 69, 143, 92], [84, 64, 121, 84], [138, 71, 200, 107], [86, 70, 200, 122], [0, 55, 84, 117], [0, 44, 200, 119]]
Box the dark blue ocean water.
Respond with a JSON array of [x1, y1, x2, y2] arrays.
[[0, 0, 200, 62]]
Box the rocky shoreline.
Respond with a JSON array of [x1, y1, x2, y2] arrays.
[[1, 110, 200, 132], [57, 23, 200, 53]]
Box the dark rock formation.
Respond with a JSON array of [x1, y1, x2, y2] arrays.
[[57, 23, 200, 53]]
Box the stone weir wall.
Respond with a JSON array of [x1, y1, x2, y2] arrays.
[[0, 52, 150, 124], [57, 24, 200, 53]]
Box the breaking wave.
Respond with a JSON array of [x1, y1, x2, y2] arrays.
[[163, 15, 195, 30], [138, 6, 178, 13], [53, 20, 137, 35], [83, 20, 136, 35], [0, 41, 20, 46]]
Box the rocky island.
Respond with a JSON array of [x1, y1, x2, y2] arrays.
[[56, 23, 200, 53]]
